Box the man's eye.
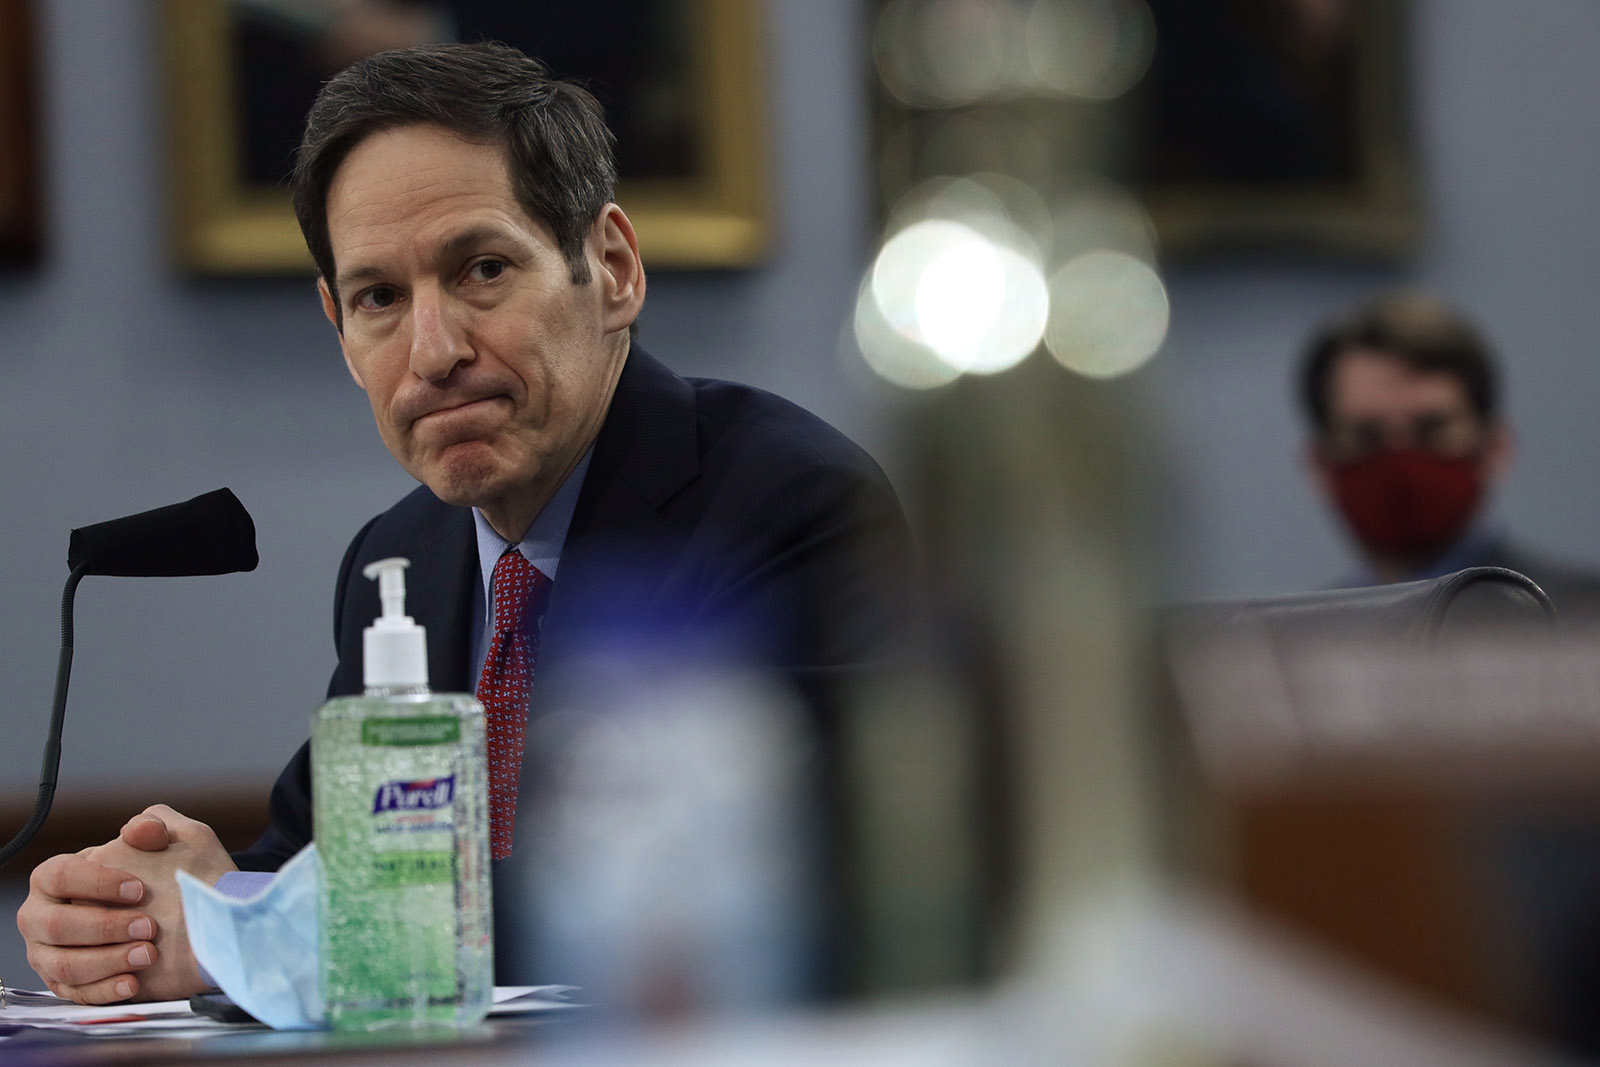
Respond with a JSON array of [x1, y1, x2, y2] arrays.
[[468, 259, 506, 282], [355, 287, 399, 311]]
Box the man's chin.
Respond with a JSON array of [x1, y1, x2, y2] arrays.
[[424, 473, 511, 510], [414, 450, 520, 509]]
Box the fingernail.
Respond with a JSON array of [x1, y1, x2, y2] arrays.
[[115, 978, 133, 999], [129, 945, 152, 968], [119, 880, 142, 902], [128, 917, 153, 941]]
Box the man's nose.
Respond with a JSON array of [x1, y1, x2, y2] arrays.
[[408, 290, 473, 382]]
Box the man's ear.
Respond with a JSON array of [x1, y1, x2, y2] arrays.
[[318, 277, 365, 388], [592, 203, 645, 334]]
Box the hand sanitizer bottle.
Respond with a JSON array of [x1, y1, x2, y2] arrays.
[[312, 557, 492, 1030]]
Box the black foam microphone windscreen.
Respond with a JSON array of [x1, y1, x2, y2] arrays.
[[67, 488, 259, 577]]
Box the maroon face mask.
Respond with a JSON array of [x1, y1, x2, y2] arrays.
[[1326, 449, 1486, 560]]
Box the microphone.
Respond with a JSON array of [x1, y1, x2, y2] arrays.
[[0, 489, 260, 869], [68, 487, 259, 577]]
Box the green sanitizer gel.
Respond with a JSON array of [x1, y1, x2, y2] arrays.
[[312, 557, 492, 1030]]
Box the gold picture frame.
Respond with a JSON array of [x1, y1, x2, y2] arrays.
[[162, 0, 770, 274], [1134, 0, 1417, 260]]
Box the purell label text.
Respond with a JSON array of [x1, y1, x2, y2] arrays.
[[372, 775, 455, 814]]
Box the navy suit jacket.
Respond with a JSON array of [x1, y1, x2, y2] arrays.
[[235, 346, 913, 880]]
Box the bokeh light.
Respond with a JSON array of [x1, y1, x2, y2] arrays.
[[1044, 250, 1169, 378], [852, 274, 963, 391], [875, 0, 1014, 108], [871, 219, 974, 343], [858, 178, 1170, 386], [1025, 0, 1156, 100], [914, 110, 1053, 190], [856, 214, 1049, 387], [914, 230, 1048, 374], [876, 0, 1156, 107], [1049, 180, 1160, 265], [889, 173, 1050, 262]]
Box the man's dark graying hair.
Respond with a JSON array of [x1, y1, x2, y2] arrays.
[[291, 41, 617, 314]]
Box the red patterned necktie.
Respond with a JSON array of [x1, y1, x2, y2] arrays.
[[476, 548, 552, 861]]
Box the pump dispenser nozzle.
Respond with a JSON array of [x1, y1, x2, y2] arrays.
[[361, 557, 428, 690]]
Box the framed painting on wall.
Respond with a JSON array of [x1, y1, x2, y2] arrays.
[[1131, 0, 1417, 260], [0, 0, 41, 264], [163, 0, 770, 273]]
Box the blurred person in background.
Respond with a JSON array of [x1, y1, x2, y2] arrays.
[[1299, 291, 1600, 614]]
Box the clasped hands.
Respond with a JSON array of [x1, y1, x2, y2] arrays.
[[15, 805, 236, 1004]]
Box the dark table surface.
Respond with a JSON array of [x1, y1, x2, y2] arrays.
[[1, 1011, 572, 1066]]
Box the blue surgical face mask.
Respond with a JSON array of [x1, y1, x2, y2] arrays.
[[176, 844, 324, 1029]]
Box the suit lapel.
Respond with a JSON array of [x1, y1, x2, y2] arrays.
[[408, 495, 479, 693], [541, 345, 701, 663], [576, 344, 700, 514]]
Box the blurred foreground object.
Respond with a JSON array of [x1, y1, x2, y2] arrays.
[[890, 349, 1164, 979], [509, 654, 818, 1020], [1165, 569, 1600, 1056]]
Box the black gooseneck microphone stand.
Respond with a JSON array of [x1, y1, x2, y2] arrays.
[[0, 488, 258, 870], [0, 561, 90, 868]]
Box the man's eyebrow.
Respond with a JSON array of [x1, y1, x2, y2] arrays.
[[334, 264, 388, 295], [438, 224, 538, 260], [335, 225, 538, 296]]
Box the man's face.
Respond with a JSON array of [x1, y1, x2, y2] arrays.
[[1317, 347, 1499, 464], [1310, 346, 1512, 570], [319, 123, 642, 539]]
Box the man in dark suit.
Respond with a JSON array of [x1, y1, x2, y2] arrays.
[[19, 42, 911, 1004], [1300, 291, 1600, 614]]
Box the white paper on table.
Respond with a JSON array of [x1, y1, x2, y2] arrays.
[[491, 985, 582, 1014], [0, 984, 579, 1038], [0, 993, 248, 1038]]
